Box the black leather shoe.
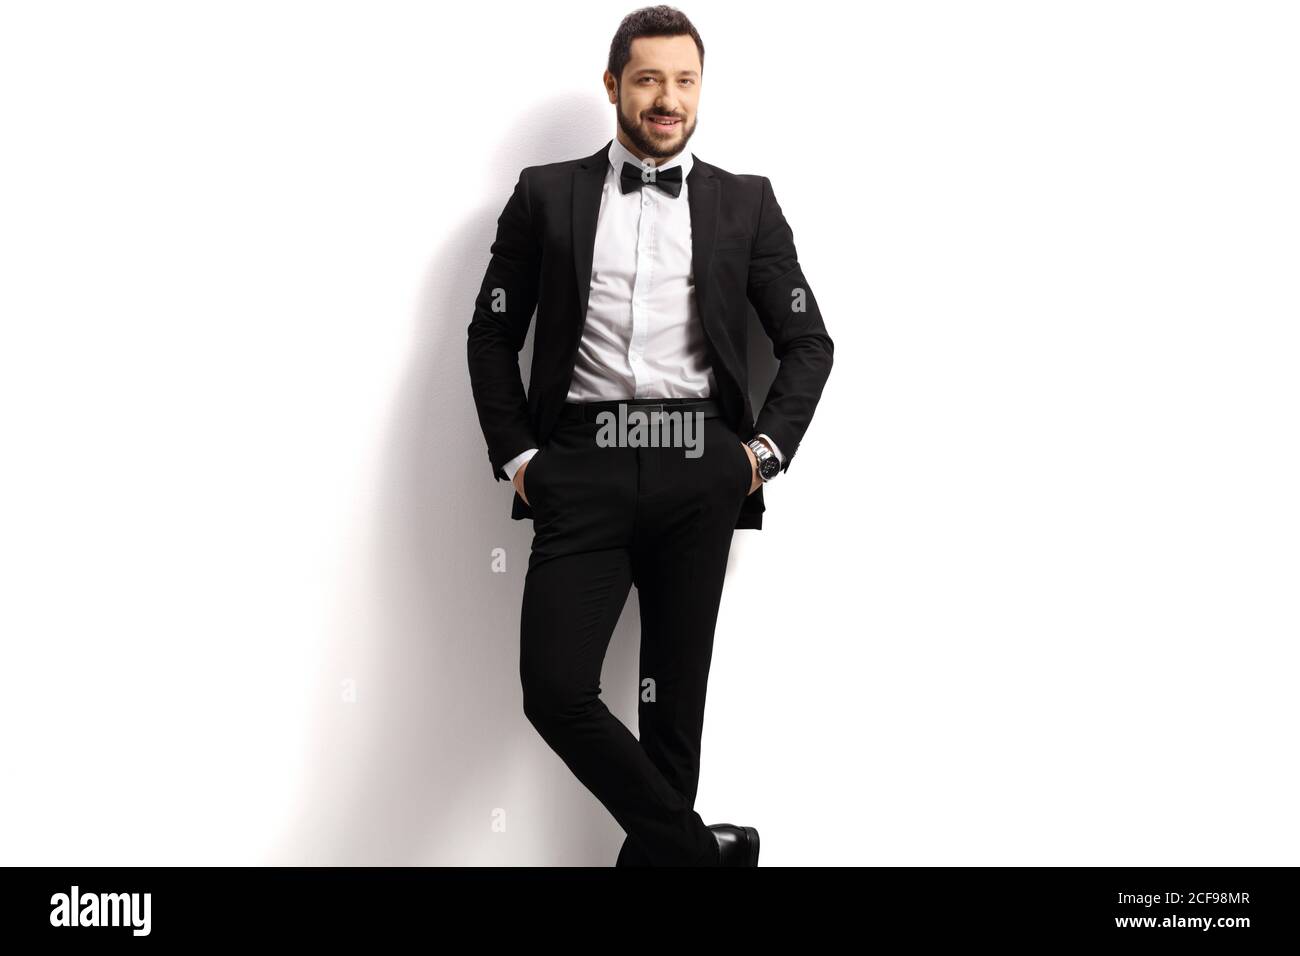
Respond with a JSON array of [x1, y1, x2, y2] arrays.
[[709, 823, 760, 866]]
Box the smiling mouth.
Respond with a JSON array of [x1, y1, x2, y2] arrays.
[[647, 114, 682, 130]]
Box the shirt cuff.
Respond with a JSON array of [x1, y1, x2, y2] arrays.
[[503, 448, 538, 482]]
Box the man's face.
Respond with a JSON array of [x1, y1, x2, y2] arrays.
[[606, 35, 701, 162]]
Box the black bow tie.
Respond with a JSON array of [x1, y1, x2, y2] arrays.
[[619, 161, 684, 198]]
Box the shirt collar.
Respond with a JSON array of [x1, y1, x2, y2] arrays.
[[608, 136, 694, 183]]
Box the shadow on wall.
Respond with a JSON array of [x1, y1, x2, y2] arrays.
[[267, 110, 779, 866]]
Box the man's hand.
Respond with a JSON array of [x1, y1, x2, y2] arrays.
[[741, 441, 761, 496], [513, 458, 532, 505]]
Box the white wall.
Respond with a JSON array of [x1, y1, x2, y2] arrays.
[[2, 0, 1297, 866]]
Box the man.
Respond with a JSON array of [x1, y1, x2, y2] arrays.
[[466, 5, 833, 866]]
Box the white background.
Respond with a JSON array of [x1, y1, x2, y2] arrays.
[[2, 0, 1296, 866]]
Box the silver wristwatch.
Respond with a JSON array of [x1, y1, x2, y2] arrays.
[[746, 438, 781, 482]]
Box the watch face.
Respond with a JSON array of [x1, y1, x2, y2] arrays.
[[759, 456, 781, 479]]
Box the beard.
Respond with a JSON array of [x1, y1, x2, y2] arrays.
[[615, 86, 697, 161]]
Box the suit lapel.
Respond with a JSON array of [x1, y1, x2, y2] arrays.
[[686, 161, 720, 351], [687, 164, 743, 421], [571, 142, 610, 332]]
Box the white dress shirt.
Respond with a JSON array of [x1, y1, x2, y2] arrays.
[[504, 136, 783, 482]]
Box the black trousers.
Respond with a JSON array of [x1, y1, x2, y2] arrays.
[[519, 401, 755, 866]]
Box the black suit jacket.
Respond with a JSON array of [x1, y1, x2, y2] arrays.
[[466, 139, 833, 530]]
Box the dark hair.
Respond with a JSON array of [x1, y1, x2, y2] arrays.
[[607, 6, 705, 86]]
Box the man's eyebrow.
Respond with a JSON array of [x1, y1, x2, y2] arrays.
[[632, 68, 700, 77]]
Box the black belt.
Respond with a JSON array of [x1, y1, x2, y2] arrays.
[[559, 398, 723, 423]]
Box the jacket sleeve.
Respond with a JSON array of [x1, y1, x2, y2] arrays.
[[746, 176, 834, 473], [466, 168, 544, 481]]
